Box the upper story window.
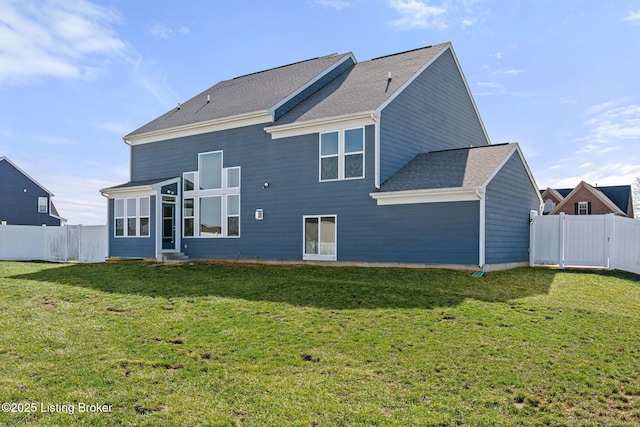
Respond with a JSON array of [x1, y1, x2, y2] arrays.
[[577, 201, 589, 215], [319, 127, 364, 181], [114, 196, 150, 237], [183, 151, 241, 238], [543, 199, 555, 213], [38, 197, 48, 213]]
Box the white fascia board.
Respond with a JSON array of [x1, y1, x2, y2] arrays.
[[101, 177, 180, 198], [268, 53, 357, 117], [370, 187, 483, 206], [124, 111, 273, 146], [100, 185, 157, 198], [265, 112, 376, 139]]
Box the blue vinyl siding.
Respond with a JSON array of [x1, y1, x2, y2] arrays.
[[129, 124, 479, 264], [0, 160, 60, 226], [484, 152, 540, 264], [107, 197, 156, 258], [379, 49, 489, 183]]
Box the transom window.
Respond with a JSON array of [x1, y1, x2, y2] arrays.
[[114, 196, 150, 237], [319, 128, 364, 181], [183, 151, 240, 238]]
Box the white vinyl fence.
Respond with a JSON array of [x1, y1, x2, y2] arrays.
[[530, 212, 640, 275], [0, 224, 107, 263]]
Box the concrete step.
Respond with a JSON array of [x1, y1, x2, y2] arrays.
[[162, 252, 189, 262]]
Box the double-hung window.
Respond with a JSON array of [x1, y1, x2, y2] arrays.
[[114, 197, 150, 237], [38, 197, 48, 213], [319, 127, 364, 181], [577, 201, 589, 215], [183, 151, 241, 238]]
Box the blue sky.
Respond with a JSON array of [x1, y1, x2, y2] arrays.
[[1, 0, 639, 224]]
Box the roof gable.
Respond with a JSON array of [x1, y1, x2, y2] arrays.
[[0, 157, 54, 196], [269, 43, 449, 128], [549, 181, 625, 215]]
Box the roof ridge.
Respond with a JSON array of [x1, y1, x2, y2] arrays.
[[369, 43, 445, 61], [423, 142, 512, 155], [232, 53, 341, 80]]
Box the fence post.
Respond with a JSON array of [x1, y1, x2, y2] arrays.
[[529, 210, 538, 267], [558, 213, 565, 269], [606, 214, 614, 270]]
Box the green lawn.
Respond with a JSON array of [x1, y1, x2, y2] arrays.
[[0, 261, 639, 426]]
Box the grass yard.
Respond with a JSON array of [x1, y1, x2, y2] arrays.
[[0, 261, 639, 426]]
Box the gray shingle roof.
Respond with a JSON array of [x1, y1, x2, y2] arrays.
[[126, 53, 352, 138], [377, 143, 516, 192], [272, 43, 449, 126], [126, 44, 452, 138]]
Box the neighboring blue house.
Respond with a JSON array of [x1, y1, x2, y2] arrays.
[[101, 42, 542, 269], [0, 157, 65, 226]]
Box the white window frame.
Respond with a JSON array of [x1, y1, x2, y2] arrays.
[[577, 201, 589, 215], [38, 197, 48, 213], [544, 199, 555, 213], [183, 151, 241, 238], [319, 127, 365, 182], [114, 196, 150, 238], [183, 197, 195, 237], [303, 215, 337, 261]]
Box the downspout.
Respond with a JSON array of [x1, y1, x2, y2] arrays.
[[477, 188, 486, 269], [371, 111, 381, 189]]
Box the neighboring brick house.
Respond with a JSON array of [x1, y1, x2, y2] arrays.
[[541, 181, 634, 217]]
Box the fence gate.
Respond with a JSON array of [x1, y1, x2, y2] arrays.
[[530, 212, 640, 275], [563, 215, 609, 268]]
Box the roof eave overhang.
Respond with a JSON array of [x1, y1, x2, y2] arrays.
[[265, 111, 376, 139], [124, 111, 274, 146], [100, 177, 179, 198], [370, 186, 484, 206]]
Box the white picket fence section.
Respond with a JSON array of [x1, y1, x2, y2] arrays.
[[0, 224, 107, 263], [530, 213, 640, 275]]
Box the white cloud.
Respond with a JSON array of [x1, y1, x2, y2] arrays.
[[314, 0, 352, 10], [477, 81, 502, 89], [388, 0, 448, 30], [130, 56, 180, 108], [491, 52, 503, 59], [147, 23, 174, 39], [578, 162, 591, 168], [146, 23, 191, 39], [582, 102, 640, 143], [624, 10, 640, 23], [0, 0, 126, 85], [461, 17, 474, 27], [94, 121, 131, 135]]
